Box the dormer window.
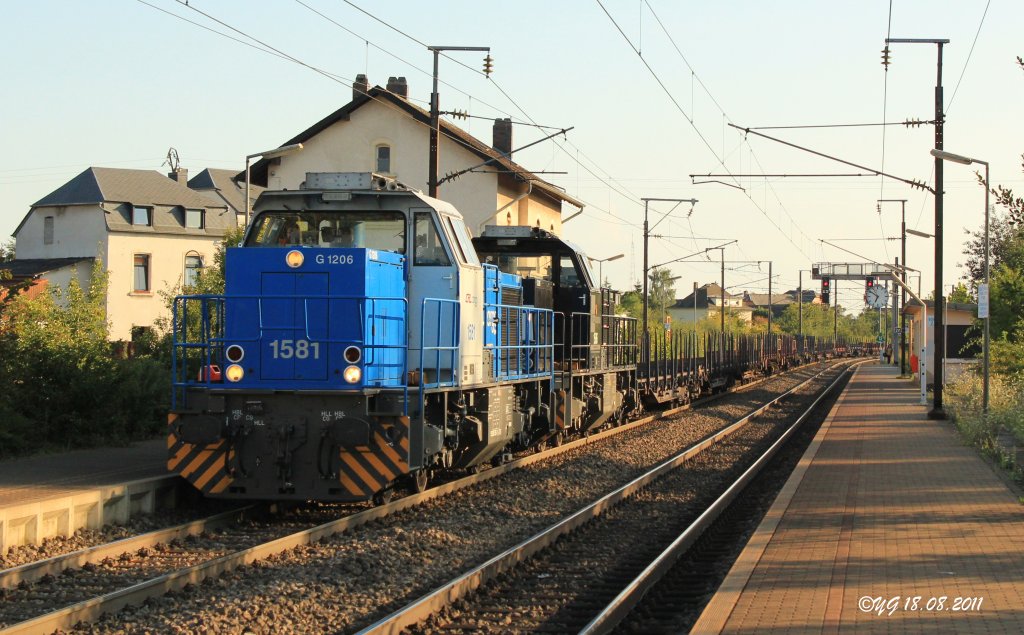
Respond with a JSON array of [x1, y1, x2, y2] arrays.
[[132, 206, 152, 226], [375, 144, 391, 174], [185, 208, 204, 229]]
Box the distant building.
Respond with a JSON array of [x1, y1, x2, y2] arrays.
[[0, 257, 93, 303], [244, 75, 583, 236], [11, 167, 235, 340], [743, 289, 819, 319], [667, 283, 753, 325], [188, 168, 264, 227]]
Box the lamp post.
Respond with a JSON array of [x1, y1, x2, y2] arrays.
[[641, 198, 698, 354], [797, 268, 813, 352], [245, 143, 304, 225], [589, 253, 624, 289], [900, 238, 931, 400], [931, 148, 990, 414], [879, 199, 908, 373], [428, 45, 491, 198], [648, 240, 737, 337]]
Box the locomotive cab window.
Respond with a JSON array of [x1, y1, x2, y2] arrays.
[[248, 211, 405, 254], [445, 217, 480, 266], [558, 255, 581, 287], [414, 212, 450, 266]]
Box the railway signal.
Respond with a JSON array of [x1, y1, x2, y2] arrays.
[[821, 276, 831, 305]]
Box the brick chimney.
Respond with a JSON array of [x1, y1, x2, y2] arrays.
[[168, 168, 188, 184], [353, 73, 369, 100], [386, 76, 408, 98], [493, 118, 512, 157]]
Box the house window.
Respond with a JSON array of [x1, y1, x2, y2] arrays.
[[132, 206, 152, 226], [44, 216, 54, 244], [133, 254, 150, 292], [184, 254, 203, 287], [185, 208, 204, 229], [375, 145, 391, 174]]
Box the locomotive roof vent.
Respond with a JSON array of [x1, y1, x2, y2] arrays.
[[303, 172, 412, 192]]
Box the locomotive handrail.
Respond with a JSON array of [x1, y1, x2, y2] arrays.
[[483, 301, 555, 384], [418, 297, 460, 391], [171, 292, 410, 409]]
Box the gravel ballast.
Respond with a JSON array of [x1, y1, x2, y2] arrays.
[[62, 363, 844, 635]]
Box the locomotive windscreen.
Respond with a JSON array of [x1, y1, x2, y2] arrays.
[[247, 211, 406, 253]]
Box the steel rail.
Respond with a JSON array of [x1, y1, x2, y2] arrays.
[[0, 357, 848, 635], [0, 507, 250, 591], [578, 360, 868, 635], [354, 361, 854, 635]]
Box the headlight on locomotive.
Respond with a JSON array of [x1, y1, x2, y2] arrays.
[[343, 345, 362, 363], [225, 364, 245, 383], [343, 365, 362, 384], [225, 344, 245, 363], [285, 249, 304, 268]]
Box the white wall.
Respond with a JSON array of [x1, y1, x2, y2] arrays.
[[271, 102, 508, 233], [45, 263, 94, 301], [15, 205, 107, 259], [667, 305, 710, 324], [106, 232, 219, 340]]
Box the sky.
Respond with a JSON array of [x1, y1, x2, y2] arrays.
[[2, 0, 1021, 311]]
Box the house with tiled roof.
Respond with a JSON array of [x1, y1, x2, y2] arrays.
[[0, 257, 94, 303], [188, 168, 264, 226], [743, 289, 820, 319], [245, 76, 583, 236], [667, 283, 754, 325], [11, 167, 233, 339]]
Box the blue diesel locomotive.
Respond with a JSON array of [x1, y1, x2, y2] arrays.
[[169, 172, 840, 503]]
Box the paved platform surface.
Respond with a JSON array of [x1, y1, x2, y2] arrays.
[[693, 362, 1024, 634], [0, 439, 167, 509]]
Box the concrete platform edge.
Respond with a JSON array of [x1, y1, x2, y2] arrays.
[[689, 364, 863, 634], [1, 475, 184, 554]]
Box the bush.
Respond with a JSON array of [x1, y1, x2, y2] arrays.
[[0, 259, 170, 458], [945, 370, 1024, 461]]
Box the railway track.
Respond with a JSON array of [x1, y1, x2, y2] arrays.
[[0, 358, 857, 634], [358, 362, 858, 635]]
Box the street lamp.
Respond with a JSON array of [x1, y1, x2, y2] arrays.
[[588, 253, 624, 289], [797, 268, 814, 341], [879, 199, 908, 373], [641, 197, 698, 340], [931, 148, 990, 414], [245, 143, 304, 225], [905, 228, 934, 239]]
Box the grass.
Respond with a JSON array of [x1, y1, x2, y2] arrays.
[[944, 370, 1024, 483]]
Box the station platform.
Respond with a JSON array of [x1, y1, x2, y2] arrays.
[[693, 362, 1024, 634], [1, 439, 176, 552]]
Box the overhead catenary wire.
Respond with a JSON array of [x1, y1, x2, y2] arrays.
[[946, 0, 991, 113], [138, 0, 586, 211], [602, 1, 817, 260], [332, 0, 645, 229]]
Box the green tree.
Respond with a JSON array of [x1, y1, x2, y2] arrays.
[[648, 268, 677, 326], [0, 259, 167, 457], [948, 282, 973, 304], [0, 239, 14, 262]]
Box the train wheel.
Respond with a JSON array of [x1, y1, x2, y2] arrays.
[[408, 469, 429, 494], [549, 431, 565, 448], [372, 487, 394, 506]]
